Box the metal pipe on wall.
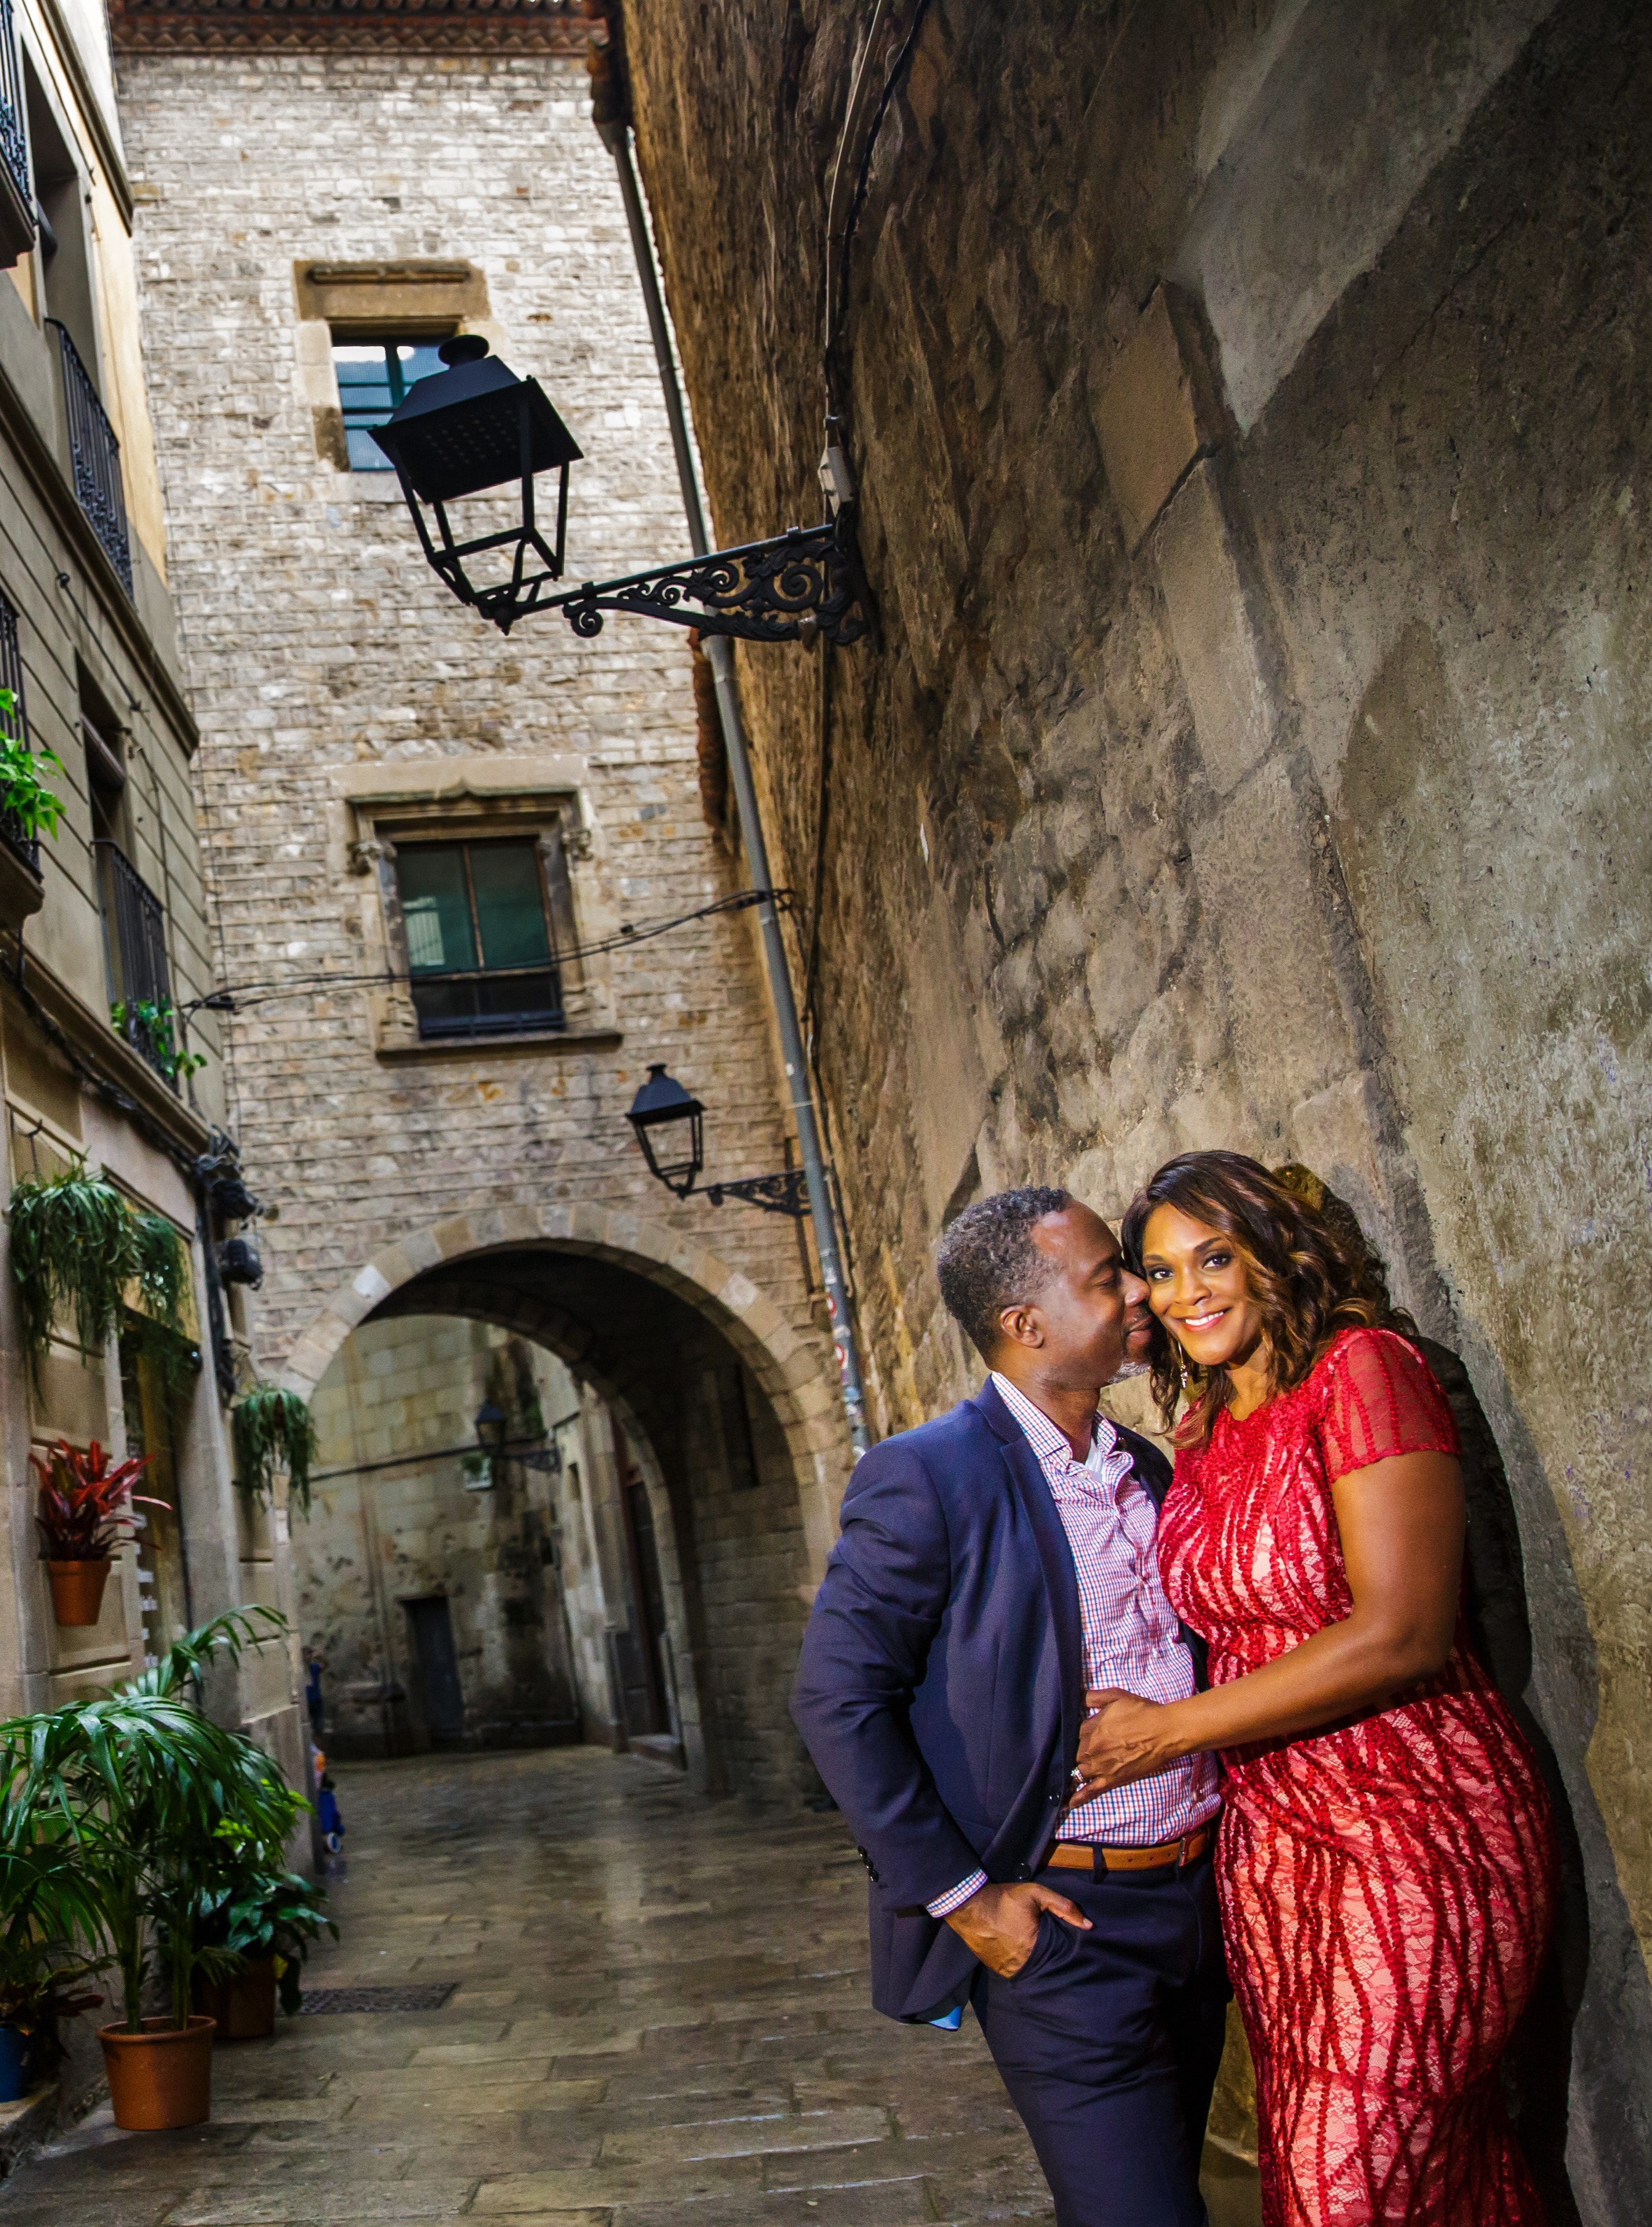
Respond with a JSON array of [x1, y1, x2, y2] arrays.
[[598, 117, 869, 1456]]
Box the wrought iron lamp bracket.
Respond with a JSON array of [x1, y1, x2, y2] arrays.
[[703, 1169, 811, 1220], [417, 509, 872, 646]]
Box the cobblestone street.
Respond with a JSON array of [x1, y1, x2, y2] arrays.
[[3, 1750, 1258, 2225]]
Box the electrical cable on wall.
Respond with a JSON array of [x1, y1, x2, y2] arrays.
[[177, 886, 794, 1019]]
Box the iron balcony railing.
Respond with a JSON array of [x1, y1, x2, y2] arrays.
[[48, 321, 133, 597], [409, 960, 566, 1041], [96, 839, 177, 1087], [0, 587, 39, 875], [0, 0, 27, 223]]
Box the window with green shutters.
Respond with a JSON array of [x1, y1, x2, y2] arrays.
[[394, 836, 564, 1040], [333, 339, 447, 471]]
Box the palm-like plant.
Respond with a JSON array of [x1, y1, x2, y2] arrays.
[[0, 1608, 303, 2034]]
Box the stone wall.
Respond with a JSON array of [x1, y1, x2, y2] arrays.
[[112, 42, 827, 1378], [112, 41, 853, 1796], [619, 0, 1652, 2211]]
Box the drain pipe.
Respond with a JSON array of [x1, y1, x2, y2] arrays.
[[597, 118, 870, 1457]]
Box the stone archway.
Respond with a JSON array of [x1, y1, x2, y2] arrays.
[[277, 1200, 852, 1801], [276, 1199, 848, 1583]]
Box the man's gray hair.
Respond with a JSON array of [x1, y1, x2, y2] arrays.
[[936, 1186, 1073, 1362]]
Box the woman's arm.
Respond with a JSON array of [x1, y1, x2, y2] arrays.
[[1072, 1449, 1464, 1796]]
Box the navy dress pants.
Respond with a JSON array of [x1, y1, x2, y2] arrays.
[[968, 1853, 1229, 2227]]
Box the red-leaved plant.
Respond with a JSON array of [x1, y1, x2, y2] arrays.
[[32, 1441, 159, 1564]]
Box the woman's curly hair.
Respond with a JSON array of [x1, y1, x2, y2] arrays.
[[1119, 1151, 1415, 1447]]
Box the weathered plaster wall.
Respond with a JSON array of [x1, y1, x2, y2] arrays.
[[619, 0, 1652, 2211]]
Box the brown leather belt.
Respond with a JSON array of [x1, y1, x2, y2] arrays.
[[1045, 1825, 1216, 1874]]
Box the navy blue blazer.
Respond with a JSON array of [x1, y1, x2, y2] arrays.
[[791, 1378, 1202, 2024]]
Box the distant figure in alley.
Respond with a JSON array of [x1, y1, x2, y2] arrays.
[[793, 1188, 1228, 2227]]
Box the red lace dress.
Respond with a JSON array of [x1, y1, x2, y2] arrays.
[[1156, 1327, 1557, 2227]]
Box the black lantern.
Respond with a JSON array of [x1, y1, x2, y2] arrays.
[[626, 1064, 705, 1199], [625, 1062, 808, 1218], [370, 336, 582, 634], [218, 1234, 264, 1289], [373, 339, 871, 645], [474, 1400, 509, 1462]]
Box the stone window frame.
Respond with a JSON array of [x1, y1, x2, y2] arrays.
[[337, 755, 618, 1061], [292, 259, 493, 485]]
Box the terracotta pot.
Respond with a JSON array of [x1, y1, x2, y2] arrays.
[[47, 1560, 111, 1627], [194, 1958, 277, 2040], [98, 2016, 215, 2130]]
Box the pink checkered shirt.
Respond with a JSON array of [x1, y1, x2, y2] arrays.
[[927, 1374, 1220, 1918]]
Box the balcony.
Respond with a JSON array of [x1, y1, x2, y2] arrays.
[[49, 320, 133, 596], [0, 0, 30, 268], [96, 839, 179, 1088], [0, 587, 39, 877]]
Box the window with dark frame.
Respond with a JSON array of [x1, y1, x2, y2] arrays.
[[394, 835, 565, 1041], [332, 339, 448, 471]]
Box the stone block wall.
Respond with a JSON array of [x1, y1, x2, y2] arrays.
[[112, 42, 835, 1398], [619, 0, 1652, 2211]]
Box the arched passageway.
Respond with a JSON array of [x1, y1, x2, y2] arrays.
[[282, 1207, 848, 1805]]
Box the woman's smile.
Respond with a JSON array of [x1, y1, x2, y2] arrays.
[[1139, 1203, 1269, 1375]]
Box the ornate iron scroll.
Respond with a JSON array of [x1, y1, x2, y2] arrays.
[[475, 518, 873, 646], [703, 1169, 811, 1220]]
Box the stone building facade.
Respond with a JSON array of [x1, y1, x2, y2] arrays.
[[0, 0, 298, 1779], [612, 0, 1652, 2214], [110, 0, 852, 1805]]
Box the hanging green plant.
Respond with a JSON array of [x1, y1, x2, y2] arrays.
[[130, 1212, 201, 1403], [231, 1384, 318, 1518], [8, 1165, 139, 1388], [8, 1171, 201, 1399], [132, 1212, 190, 1339]]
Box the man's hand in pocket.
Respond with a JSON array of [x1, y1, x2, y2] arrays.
[[942, 1880, 1091, 1977]]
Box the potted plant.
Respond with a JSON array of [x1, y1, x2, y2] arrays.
[[8, 1164, 194, 1392], [0, 688, 63, 931], [194, 1860, 335, 2038], [31, 1438, 159, 1627], [231, 1383, 319, 1517], [0, 1845, 106, 2102], [0, 1606, 301, 2130], [109, 996, 207, 1084]]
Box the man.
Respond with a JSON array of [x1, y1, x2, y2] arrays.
[[791, 1188, 1228, 2227]]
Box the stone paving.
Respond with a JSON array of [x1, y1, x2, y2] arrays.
[[2, 1748, 1262, 2225]]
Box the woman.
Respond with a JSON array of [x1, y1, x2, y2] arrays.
[[1072, 1151, 1556, 2227]]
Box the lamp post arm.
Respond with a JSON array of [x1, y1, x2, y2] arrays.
[[601, 119, 871, 1455], [488, 523, 868, 647]]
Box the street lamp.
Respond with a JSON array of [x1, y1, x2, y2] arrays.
[[371, 337, 871, 644], [626, 1063, 808, 1219], [625, 1063, 704, 1198]]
